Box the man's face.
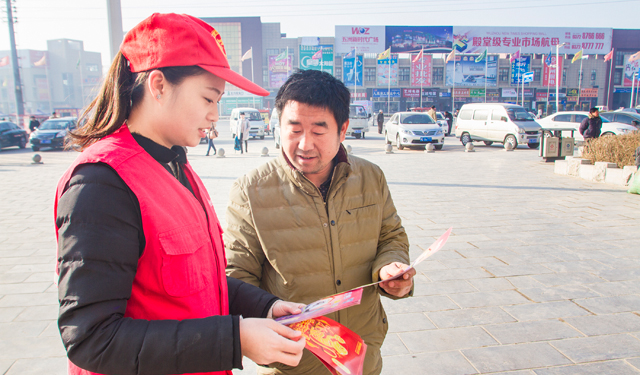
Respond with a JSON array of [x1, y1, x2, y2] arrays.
[[593, 110, 599, 117], [280, 101, 347, 185]]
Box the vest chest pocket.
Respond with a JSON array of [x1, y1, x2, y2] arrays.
[[159, 225, 215, 297]]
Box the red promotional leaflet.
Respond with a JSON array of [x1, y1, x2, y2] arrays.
[[289, 316, 367, 375], [276, 288, 363, 325]]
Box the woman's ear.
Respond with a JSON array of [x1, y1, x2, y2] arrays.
[[147, 70, 166, 102]]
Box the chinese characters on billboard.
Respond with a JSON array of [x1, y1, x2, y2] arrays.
[[543, 55, 564, 87], [377, 56, 398, 86], [268, 56, 292, 88], [445, 55, 497, 87], [624, 55, 639, 87], [511, 55, 531, 85], [385, 26, 453, 53], [335, 26, 386, 54], [299, 45, 334, 75], [411, 55, 432, 87]]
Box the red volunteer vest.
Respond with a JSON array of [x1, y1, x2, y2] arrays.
[[55, 124, 231, 375]]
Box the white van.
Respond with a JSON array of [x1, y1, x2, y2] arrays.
[[454, 103, 542, 149], [270, 108, 281, 149], [229, 108, 265, 139], [346, 104, 370, 139]]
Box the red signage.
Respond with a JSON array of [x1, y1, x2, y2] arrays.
[[453, 88, 470, 97], [411, 55, 431, 87], [350, 92, 367, 99], [402, 88, 421, 98], [543, 55, 563, 87], [536, 92, 549, 101], [580, 88, 598, 97]]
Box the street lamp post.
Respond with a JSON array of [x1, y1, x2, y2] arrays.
[[555, 42, 567, 114], [631, 73, 638, 108]]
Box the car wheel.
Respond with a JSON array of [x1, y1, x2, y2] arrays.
[[396, 135, 404, 150], [528, 143, 540, 149], [385, 132, 391, 145], [19, 138, 26, 149], [504, 134, 518, 149], [434, 145, 443, 150], [601, 132, 615, 137], [354, 133, 361, 139], [483, 141, 493, 146], [460, 133, 471, 146], [32, 146, 39, 151], [260, 135, 264, 140]]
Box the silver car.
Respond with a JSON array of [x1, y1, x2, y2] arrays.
[[385, 112, 444, 150]]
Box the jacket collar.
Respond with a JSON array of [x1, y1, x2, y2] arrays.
[[278, 145, 351, 198]]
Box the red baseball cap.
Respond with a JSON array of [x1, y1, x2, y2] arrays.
[[120, 13, 269, 97]]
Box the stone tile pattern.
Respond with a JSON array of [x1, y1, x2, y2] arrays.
[[2, 125, 640, 374]]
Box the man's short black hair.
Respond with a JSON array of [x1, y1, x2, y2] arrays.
[[240, 112, 245, 115], [275, 70, 350, 133], [589, 107, 599, 113]]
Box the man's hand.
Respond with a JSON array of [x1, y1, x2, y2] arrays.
[[267, 300, 306, 319], [239, 318, 306, 367], [379, 262, 415, 297]]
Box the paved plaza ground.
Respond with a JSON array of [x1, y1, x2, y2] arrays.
[[1, 121, 639, 374]]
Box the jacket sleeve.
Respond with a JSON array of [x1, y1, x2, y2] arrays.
[[224, 180, 266, 287], [227, 276, 279, 318], [370, 170, 412, 300], [57, 163, 243, 375], [579, 118, 588, 135]]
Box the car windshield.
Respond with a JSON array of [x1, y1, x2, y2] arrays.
[[436, 113, 445, 120], [507, 108, 535, 121], [349, 106, 367, 118], [244, 112, 262, 121], [39, 120, 70, 130], [400, 114, 435, 124]]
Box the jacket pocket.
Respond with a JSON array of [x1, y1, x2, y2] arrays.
[[159, 225, 213, 297]]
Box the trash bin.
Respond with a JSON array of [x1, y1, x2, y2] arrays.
[[540, 127, 576, 162], [560, 137, 574, 157], [542, 137, 559, 158]]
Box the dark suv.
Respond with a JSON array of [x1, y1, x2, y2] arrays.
[[0, 121, 28, 150], [30, 117, 77, 151]]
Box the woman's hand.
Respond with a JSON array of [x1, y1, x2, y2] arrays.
[[239, 318, 305, 366]]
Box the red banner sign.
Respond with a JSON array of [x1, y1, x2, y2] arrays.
[[543, 55, 563, 87], [402, 88, 421, 98], [411, 54, 431, 87]]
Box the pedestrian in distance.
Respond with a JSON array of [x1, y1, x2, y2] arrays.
[[427, 105, 437, 122], [54, 13, 305, 375], [444, 111, 453, 135], [206, 121, 218, 156], [237, 112, 250, 154], [579, 107, 603, 140], [28, 116, 40, 132], [377, 109, 384, 134], [225, 69, 414, 375]]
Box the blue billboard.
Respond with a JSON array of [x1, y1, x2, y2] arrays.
[[386, 26, 453, 53], [343, 55, 363, 87], [511, 55, 531, 85]]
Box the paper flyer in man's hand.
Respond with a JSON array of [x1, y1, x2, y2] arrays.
[[289, 316, 367, 375], [275, 288, 363, 325]]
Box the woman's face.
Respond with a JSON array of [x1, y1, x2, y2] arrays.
[[158, 71, 225, 147]]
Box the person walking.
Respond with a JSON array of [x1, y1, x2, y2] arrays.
[[376, 109, 384, 134], [206, 121, 217, 156], [444, 111, 453, 135], [54, 13, 305, 375], [427, 105, 437, 122], [28, 116, 40, 132], [237, 112, 250, 154], [579, 107, 603, 140]]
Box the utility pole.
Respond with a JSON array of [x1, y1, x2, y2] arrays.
[[4, 0, 24, 124], [106, 0, 123, 62]]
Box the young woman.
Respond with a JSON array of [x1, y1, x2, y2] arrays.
[[206, 122, 218, 156], [55, 13, 305, 375]]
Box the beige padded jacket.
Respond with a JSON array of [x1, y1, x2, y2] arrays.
[[224, 147, 410, 375]]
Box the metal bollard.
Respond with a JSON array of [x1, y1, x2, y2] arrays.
[[385, 144, 393, 154], [425, 143, 435, 153], [261, 147, 269, 157], [346, 144, 352, 154], [465, 142, 475, 152], [32, 154, 43, 164]]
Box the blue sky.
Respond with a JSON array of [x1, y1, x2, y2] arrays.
[[0, 0, 637, 69]]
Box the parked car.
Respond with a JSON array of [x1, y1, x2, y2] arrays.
[[229, 108, 265, 139], [29, 117, 77, 151], [537, 111, 637, 141], [384, 112, 444, 150], [435, 112, 449, 134], [0, 121, 28, 150], [601, 111, 640, 129], [455, 103, 541, 149], [270, 108, 281, 149]]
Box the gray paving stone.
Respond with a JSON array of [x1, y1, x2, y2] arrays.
[[533, 361, 640, 375], [467, 278, 514, 291], [0, 273, 30, 284], [380, 333, 409, 356], [13, 305, 58, 322], [0, 307, 24, 322], [380, 351, 478, 375], [456, 248, 517, 259], [564, 313, 640, 336], [598, 269, 640, 282], [462, 343, 571, 373], [0, 292, 58, 307], [422, 268, 492, 281], [428, 307, 516, 328], [4, 357, 67, 375], [518, 285, 600, 302], [439, 257, 506, 269], [551, 250, 616, 262], [0, 321, 49, 338], [532, 272, 606, 287], [413, 279, 476, 296], [506, 276, 546, 289], [484, 264, 554, 277], [574, 295, 640, 314], [551, 334, 640, 363], [0, 336, 66, 359], [627, 357, 640, 370], [399, 326, 498, 353], [484, 320, 583, 344], [5, 264, 54, 274], [387, 312, 436, 333], [0, 360, 14, 375], [542, 260, 612, 273], [448, 291, 530, 308], [503, 301, 591, 321], [381, 295, 459, 314], [586, 280, 640, 296], [0, 282, 52, 295], [40, 321, 60, 337], [495, 253, 553, 265]]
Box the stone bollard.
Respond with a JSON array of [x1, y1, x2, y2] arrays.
[[32, 154, 43, 164], [464, 142, 475, 152], [346, 144, 352, 154], [261, 147, 269, 157], [424, 143, 435, 153], [216, 148, 226, 158], [385, 144, 393, 154], [504, 141, 515, 151]]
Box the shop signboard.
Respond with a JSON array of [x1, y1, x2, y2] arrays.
[[511, 55, 531, 85], [502, 88, 518, 97], [343, 55, 364, 87], [445, 55, 497, 87], [454, 88, 470, 97], [423, 89, 439, 98], [372, 88, 401, 98], [268, 55, 292, 88], [386, 26, 453, 53], [335, 26, 385, 54], [580, 88, 598, 97], [402, 88, 421, 98], [299, 45, 334, 75], [623, 55, 640, 87], [536, 91, 549, 101], [452, 26, 612, 55], [543, 55, 564, 87], [377, 56, 398, 86], [350, 92, 367, 99], [411, 54, 432, 87]]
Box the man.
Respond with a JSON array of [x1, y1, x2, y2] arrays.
[[225, 70, 413, 375], [376, 109, 384, 134], [237, 112, 250, 153], [579, 107, 603, 140], [444, 111, 453, 135], [427, 105, 437, 122], [28, 116, 40, 132]]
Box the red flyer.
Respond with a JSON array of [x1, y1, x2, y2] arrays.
[[275, 288, 363, 325], [289, 316, 367, 375]]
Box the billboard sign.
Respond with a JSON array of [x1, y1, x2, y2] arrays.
[[335, 26, 385, 54], [543, 55, 564, 87], [385, 26, 453, 53], [299, 45, 334, 75], [343, 55, 363, 87], [581, 88, 598, 97], [624, 55, 639, 87], [377, 56, 398, 86], [445, 55, 497, 87], [511, 55, 531, 85], [402, 88, 421, 98], [268, 56, 292, 88], [411, 54, 432, 87], [372, 88, 401, 98], [452, 26, 612, 55]]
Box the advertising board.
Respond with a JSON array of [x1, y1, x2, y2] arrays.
[[299, 45, 334, 75], [445, 55, 497, 87], [335, 26, 385, 54], [268, 55, 292, 88], [343, 55, 363, 87], [385, 26, 453, 53], [377, 56, 398, 86], [411, 54, 432, 87]]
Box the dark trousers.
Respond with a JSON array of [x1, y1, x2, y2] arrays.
[[239, 134, 248, 153], [377, 121, 383, 134], [206, 138, 216, 155]]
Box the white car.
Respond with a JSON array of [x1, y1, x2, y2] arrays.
[[537, 111, 637, 141], [270, 108, 281, 149], [435, 112, 449, 134], [385, 112, 444, 150]]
